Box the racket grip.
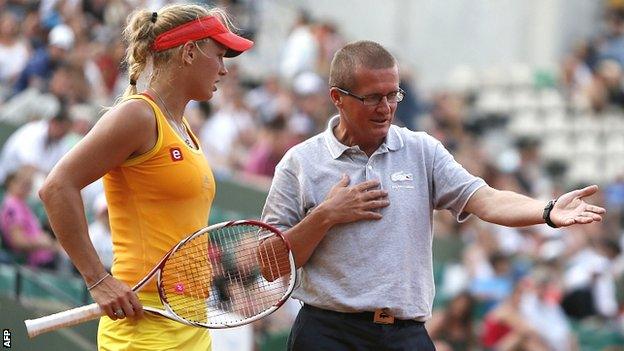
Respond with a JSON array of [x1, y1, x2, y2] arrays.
[[25, 303, 103, 338]]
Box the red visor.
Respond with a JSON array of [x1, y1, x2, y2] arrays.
[[151, 16, 253, 57]]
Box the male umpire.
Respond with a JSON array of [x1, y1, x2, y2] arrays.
[[261, 40, 605, 350]]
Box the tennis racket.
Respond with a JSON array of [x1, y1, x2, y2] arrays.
[[24, 220, 296, 338]]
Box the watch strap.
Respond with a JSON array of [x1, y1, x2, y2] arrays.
[[543, 199, 558, 228]]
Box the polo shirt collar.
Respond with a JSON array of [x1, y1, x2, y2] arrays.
[[323, 115, 404, 159]]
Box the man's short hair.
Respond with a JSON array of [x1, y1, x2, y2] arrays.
[[329, 40, 397, 90]]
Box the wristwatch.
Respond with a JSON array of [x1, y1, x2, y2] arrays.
[[543, 199, 558, 228]]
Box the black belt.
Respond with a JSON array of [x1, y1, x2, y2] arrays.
[[303, 304, 424, 326]]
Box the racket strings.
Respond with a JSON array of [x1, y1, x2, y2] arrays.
[[160, 224, 293, 326], [161, 233, 212, 323]]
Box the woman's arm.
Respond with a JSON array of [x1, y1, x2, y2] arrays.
[[39, 99, 156, 320]]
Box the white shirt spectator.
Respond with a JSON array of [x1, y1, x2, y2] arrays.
[[0, 11, 30, 92], [0, 89, 60, 125], [521, 291, 574, 351], [0, 40, 29, 85], [279, 25, 318, 82], [200, 106, 254, 171], [0, 119, 72, 183]]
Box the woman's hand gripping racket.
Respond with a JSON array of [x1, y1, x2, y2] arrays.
[[24, 220, 296, 337]]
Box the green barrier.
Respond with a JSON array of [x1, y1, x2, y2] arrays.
[[0, 294, 97, 350], [0, 265, 87, 305], [571, 319, 624, 351], [0, 121, 18, 149], [18, 270, 86, 304], [213, 175, 269, 219], [258, 330, 289, 351], [0, 264, 15, 293]]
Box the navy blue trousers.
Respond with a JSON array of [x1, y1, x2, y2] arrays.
[[288, 304, 436, 351]]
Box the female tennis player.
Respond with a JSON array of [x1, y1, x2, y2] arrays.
[[38, 4, 253, 350]]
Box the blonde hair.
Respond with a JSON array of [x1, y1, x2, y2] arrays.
[[120, 4, 235, 99]]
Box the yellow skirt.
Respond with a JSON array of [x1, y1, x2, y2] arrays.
[[97, 292, 211, 351]]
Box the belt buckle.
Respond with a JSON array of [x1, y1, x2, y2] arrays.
[[373, 308, 395, 324]]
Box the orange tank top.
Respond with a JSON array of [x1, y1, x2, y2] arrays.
[[103, 94, 215, 292]]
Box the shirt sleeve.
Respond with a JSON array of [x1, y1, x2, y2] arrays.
[[431, 140, 486, 222], [261, 151, 305, 232]]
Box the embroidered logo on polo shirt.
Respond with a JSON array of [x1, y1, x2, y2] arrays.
[[170, 147, 184, 161], [391, 171, 413, 182], [391, 171, 414, 189]]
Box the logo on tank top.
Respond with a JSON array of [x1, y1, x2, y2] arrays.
[[202, 175, 211, 190], [169, 147, 184, 161]]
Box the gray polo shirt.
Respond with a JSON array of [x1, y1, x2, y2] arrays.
[[261, 115, 486, 320]]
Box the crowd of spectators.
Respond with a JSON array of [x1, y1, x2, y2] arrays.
[[1, 0, 624, 350]]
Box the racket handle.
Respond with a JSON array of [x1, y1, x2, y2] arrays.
[[25, 303, 103, 338]]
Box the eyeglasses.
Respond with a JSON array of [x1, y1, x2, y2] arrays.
[[333, 87, 405, 106]]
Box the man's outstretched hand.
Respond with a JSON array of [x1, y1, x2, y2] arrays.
[[550, 185, 606, 227]]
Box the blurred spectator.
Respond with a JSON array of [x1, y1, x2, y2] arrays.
[[0, 103, 73, 183], [13, 22, 74, 94], [21, 6, 47, 49], [68, 39, 106, 105], [521, 268, 579, 351], [289, 71, 330, 137], [67, 103, 98, 139], [0, 11, 30, 98], [88, 192, 112, 271], [598, 8, 624, 69], [513, 137, 545, 196], [200, 83, 255, 172], [562, 233, 619, 320], [0, 166, 58, 268], [89, 38, 126, 102], [315, 20, 344, 76], [0, 63, 72, 125], [395, 67, 423, 131], [245, 74, 285, 122], [184, 100, 211, 137], [469, 252, 515, 311], [427, 291, 476, 351], [585, 59, 624, 111], [604, 174, 624, 230], [279, 10, 318, 82], [244, 114, 297, 177], [463, 223, 499, 282], [560, 42, 594, 100], [481, 282, 550, 351], [426, 93, 471, 152]]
